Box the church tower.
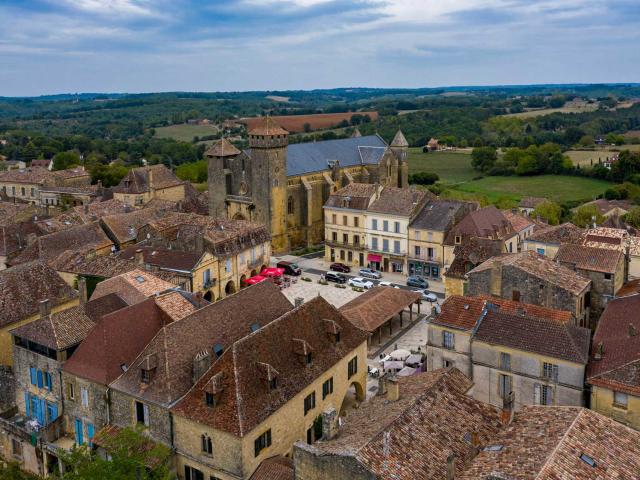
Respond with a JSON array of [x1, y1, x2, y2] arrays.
[[391, 130, 409, 188], [248, 118, 289, 252], [205, 138, 240, 218]]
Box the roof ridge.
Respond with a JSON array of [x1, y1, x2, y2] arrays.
[[534, 407, 583, 480], [589, 356, 640, 380], [232, 342, 244, 436]]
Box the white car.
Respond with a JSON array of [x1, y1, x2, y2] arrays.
[[419, 290, 438, 302], [378, 281, 400, 289], [348, 277, 374, 289]]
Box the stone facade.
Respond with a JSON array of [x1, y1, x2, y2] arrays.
[[426, 324, 473, 379], [294, 444, 376, 480], [60, 373, 110, 446], [590, 385, 640, 431], [108, 388, 173, 446]]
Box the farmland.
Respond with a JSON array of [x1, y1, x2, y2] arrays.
[[503, 103, 599, 119], [566, 145, 640, 166], [154, 123, 220, 142], [240, 111, 378, 133], [407, 148, 475, 183]]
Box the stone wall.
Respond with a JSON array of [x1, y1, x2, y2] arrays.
[[426, 325, 472, 378], [590, 385, 640, 431], [293, 442, 376, 480], [109, 389, 173, 446], [0, 366, 15, 413], [61, 373, 110, 438]]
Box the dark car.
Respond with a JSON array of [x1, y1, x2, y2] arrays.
[[325, 271, 347, 284], [276, 261, 301, 276], [406, 276, 429, 289], [330, 263, 351, 273]]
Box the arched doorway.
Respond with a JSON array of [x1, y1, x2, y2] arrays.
[[260, 265, 267, 274], [240, 274, 247, 288], [250, 269, 257, 277], [225, 280, 236, 296], [232, 212, 247, 221], [339, 381, 366, 416], [203, 291, 213, 302]]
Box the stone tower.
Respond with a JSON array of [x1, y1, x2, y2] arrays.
[[205, 138, 240, 218], [248, 118, 289, 252], [391, 130, 409, 188]]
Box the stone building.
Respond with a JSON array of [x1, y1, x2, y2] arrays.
[[555, 243, 625, 324], [0, 167, 91, 205], [443, 237, 504, 297], [171, 295, 369, 480], [112, 164, 186, 207], [466, 251, 592, 327], [501, 209, 537, 251], [206, 119, 410, 253], [523, 222, 585, 258], [588, 294, 640, 430], [584, 226, 640, 280]]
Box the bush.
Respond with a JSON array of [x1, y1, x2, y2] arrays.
[[335, 283, 346, 289], [352, 286, 364, 292], [302, 277, 312, 282], [408, 172, 439, 185], [318, 279, 328, 285]]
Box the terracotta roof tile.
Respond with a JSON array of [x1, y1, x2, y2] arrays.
[[519, 196, 546, 209], [324, 183, 377, 211], [444, 237, 504, 279], [250, 457, 293, 480], [112, 164, 184, 194], [90, 269, 176, 305], [501, 209, 535, 233], [445, 206, 516, 245], [118, 245, 202, 272], [100, 207, 170, 245], [154, 291, 197, 321], [205, 138, 241, 157], [410, 200, 475, 232], [248, 117, 289, 136], [555, 243, 623, 274], [527, 222, 585, 245]]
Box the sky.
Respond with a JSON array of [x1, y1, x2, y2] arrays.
[[0, 0, 639, 96]]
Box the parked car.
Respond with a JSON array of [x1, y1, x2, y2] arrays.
[[406, 276, 428, 289], [325, 271, 347, 284], [330, 262, 351, 273], [379, 281, 400, 289], [348, 277, 374, 289], [359, 268, 382, 279], [419, 290, 438, 302], [277, 261, 301, 276]]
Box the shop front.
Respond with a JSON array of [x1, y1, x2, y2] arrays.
[[367, 253, 382, 271], [408, 259, 440, 279]]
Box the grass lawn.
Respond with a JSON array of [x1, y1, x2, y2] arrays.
[[450, 175, 612, 204], [155, 124, 219, 142], [408, 148, 475, 183]]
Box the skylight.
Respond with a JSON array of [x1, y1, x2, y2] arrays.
[[483, 445, 504, 452], [135, 275, 146, 283], [580, 454, 596, 468]]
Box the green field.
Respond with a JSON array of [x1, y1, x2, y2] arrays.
[[567, 146, 640, 166], [503, 103, 599, 119], [408, 148, 475, 183], [155, 123, 219, 142]]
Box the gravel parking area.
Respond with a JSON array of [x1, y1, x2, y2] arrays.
[[281, 277, 362, 308]]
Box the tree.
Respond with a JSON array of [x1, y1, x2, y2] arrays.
[[176, 160, 208, 183], [471, 146, 498, 173], [53, 151, 81, 170], [303, 123, 312, 133], [578, 135, 594, 147], [623, 207, 640, 228], [548, 96, 565, 108], [532, 200, 562, 225], [572, 204, 605, 228], [89, 163, 129, 187], [408, 172, 439, 185], [58, 426, 172, 480]]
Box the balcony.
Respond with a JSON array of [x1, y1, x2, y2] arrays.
[[366, 245, 407, 257], [325, 239, 365, 250], [203, 278, 217, 289], [409, 253, 439, 263]]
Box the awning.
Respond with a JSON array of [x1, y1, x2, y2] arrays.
[[260, 267, 285, 278], [367, 254, 382, 262], [244, 275, 267, 285]]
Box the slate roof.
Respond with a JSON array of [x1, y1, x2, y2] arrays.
[[474, 310, 590, 364], [305, 368, 502, 480], [0, 261, 78, 328], [588, 294, 640, 396], [205, 138, 241, 157], [555, 243, 623, 274], [460, 407, 640, 480], [113, 281, 293, 408], [444, 237, 504, 279], [444, 206, 516, 245], [433, 295, 573, 332], [410, 200, 475, 232], [367, 187, 426, 216], [118, 245, 202, 272], [527, 222, 585, 245], [469, 251, 591, 295], [112, 164, 184, 194], [324, 183, 377, 211], [339, 286, 421, 333], [90, 269, 176, 305], [171, 295, 368, 436]]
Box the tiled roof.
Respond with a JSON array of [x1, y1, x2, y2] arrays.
[[62, 298, 170, 385], [154, 291, 197, 321], [581, 198, 633, 215], [390, 130, 409, 147], [0, 220, 41, 257], [49, 251, 141, 278], [113, 281, 293, 408], [460, 406, 640, 480], [474, 310, 590, 364], [100, 207, 169, 245], [339, 286, 421, 333], [445, 206, 516, 245], [555, 243, 623, 274], [501, 209, 535, 233], [117, 245, 202, 272], [433, 295, 573, 331], [410, 200, 475, 232], [444, 237, 504, 279], [519, 196, 546, 209], [306, 368, 502, 480], [469, 251, 591, 295], [527, 222, 585, 245], [367, 187, 426, 216], [171, 296, 368, 436], [324, 183, 377, 211], [250, 457, 294, 480], [112, 164, 184, 194], [0, 202, 31, 227], [0, 168, 56, 185], [0, 261, 78, 328], [205, 138, 241, 157], [90, 269, 176, 305], [616, 279, 640, 297], [36, 199, 128, 234], [248, 117, 289, 136], [588, 294, 640, 395]]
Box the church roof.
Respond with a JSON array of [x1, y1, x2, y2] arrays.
[[391, 130, 409, 147], [248, 117, 289, 136], [205, 138, 241, 157], [284, 135, 387, 176]]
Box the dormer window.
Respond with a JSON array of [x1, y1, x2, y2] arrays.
[[140, 354, 157, 384], [213, 343, 224, 358], [293, 338, 314, 367], [203, 372, 225, 408], [141, 369, 151, 384], [270, 378, 278, 391], [455, 235, 462, 244], [306, 353, 313, 366], [257, 362, 279, 392], [205, 392, 216, 407], [323, 319, 343, 344]]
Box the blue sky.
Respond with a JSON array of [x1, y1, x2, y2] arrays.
[[0, 0, 638, 96]]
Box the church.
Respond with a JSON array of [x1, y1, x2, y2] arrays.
[[206, 117, 410, 253]]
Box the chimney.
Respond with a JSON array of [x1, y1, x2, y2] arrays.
[[468, 431, 481, 459], [501, 391, 515, 425], [377, 373, 387, 396], [39, 299, 51, 319], [78, 277, 88, 306], [294, 297, 304, 308], [192, 350, 212, 384], [386, 375, 400, 402], [594, 341, 604, 360], [321, 407, 338, 441], [134, 249, 145, 265], [147, 167, 154, 191], [446, 453, 455, 480]]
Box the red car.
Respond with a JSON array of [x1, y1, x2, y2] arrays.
[[330, 263, 351, 273]]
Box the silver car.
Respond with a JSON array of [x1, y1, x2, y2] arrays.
[[359, 268, 382, 279], [348, 277, 374, 289], [419, 290, 438, 302]]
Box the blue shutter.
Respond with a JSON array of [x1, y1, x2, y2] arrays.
[[30, 367, 36, 385], [75, 419, 84, 445], [36, 370, 43, 388], [87, 423, 94, 447], [38, 399, 46, 425], [24, 393, 30, 417], [45, 372, 52, 391], [47, 402, 58, 422]]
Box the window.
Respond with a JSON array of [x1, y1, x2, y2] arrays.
[[304, 391, 316, 415], [213, 344, 224, 358], [339, 250, 345, 260], [225, 259, 231, 273], [44, 371, 52, 391], [287, 196, 294, 215], [604, 273, 612, 280], [443, 359, 453, 368], [80, 387, 89, 408], [498, 374, 511, 400], [305, 352, 313, 366], [383, 220, 389, 232], [332, 214, 337, 224], [394, 222, 400, 233], [343, 233, 348, 244], [322, 377, 334, 399], [427, 247, 434, 259], [455, 235, 462, 244], [613, 391, 628, 409], [382, 239, 389, 252], [66, 382, 75, 400], [536, 248, 545, 255], [30, 188, 35, 197], [205, 392, 216, 407], [37, 370, 43, 388], [201, 434, 213, 455], [354, 235, 360, 245], [512, 290, 521, 302], [343, 216, 348, 226], [414, 246, 421, 257], [542, 362, 558, 382], [254, 429, 272, 457], [372, 219, 378, 230], [371, 237, 378, 250], [184, 466, 204, 480], [347, 251, 353, 262], [354, 217, 359, 228], [393, 241, 400, 254], [270, 378, 278, 391], [11, 438, 22, 457], [509, 242, 513, 253], [135, 401, 149, 426], [348, 356, 358, 379], [534, 384, 552, 406], [332, 231, 338, 242], [203, 269, 211, 286], [141, 369, 150, 384], [21, 187, 25, 196], [580, 454, 597, 468], [415, 231, 420, 240], [500, 352, 511, 371], [443, 331, 454, 350]]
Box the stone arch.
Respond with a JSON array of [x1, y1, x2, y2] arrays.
[[250, 269, 257, 277], [232, 212, 247, 221], [240, 274, 247, 288], [287, 195, 294, 215], [260, 264, 267, 273], [225, 280, 236, 295], [339, 380, 366, 416], [203, 291, 213, 302]]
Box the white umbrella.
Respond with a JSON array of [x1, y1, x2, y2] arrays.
[[397, 366, 417, 377], [390, 349, 411, 361]]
